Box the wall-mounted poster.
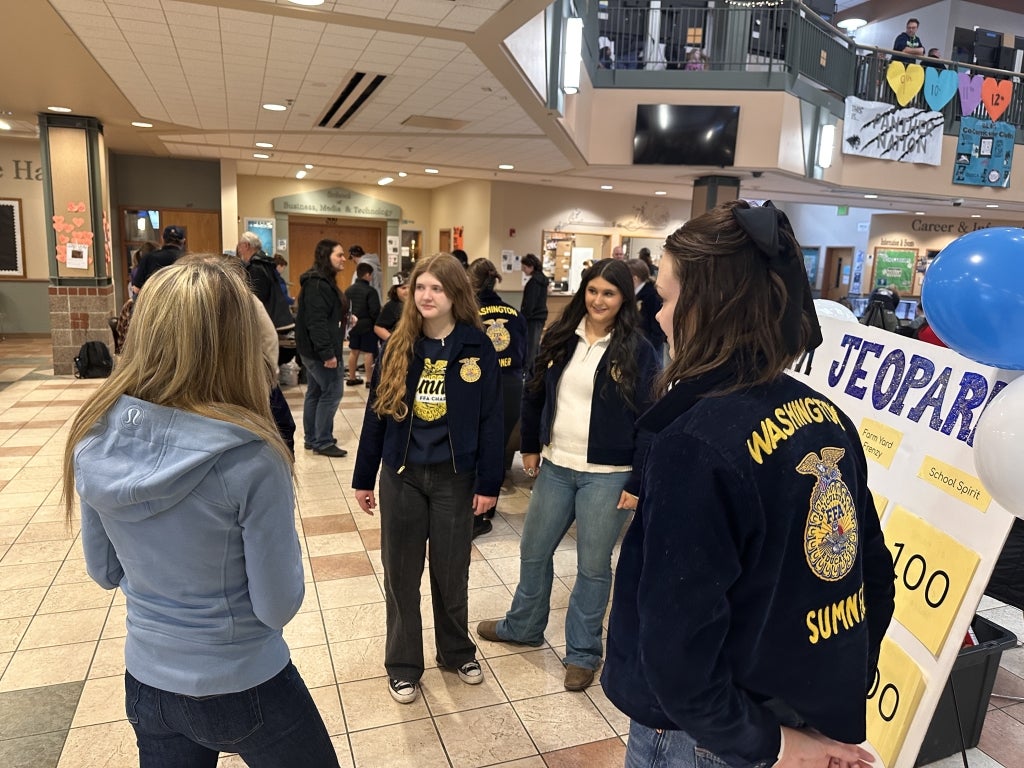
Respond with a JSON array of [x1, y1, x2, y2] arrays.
[[952, 116, 1014, 188], [873, 247, 917, 293], [842, 96, 944, 166], [0, 198, 25, 278], [244, 218, 275, 255], [801, 246, 820, 287]]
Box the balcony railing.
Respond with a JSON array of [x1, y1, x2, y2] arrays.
[[585, 0, 1024, 143]]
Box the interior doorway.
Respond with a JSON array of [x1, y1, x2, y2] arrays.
[[287, 219, 385, 295], [438, 229, 451, 254], [822, 246, 855, 301]]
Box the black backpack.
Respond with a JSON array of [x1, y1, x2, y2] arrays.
[[74, 340, 113, 379]]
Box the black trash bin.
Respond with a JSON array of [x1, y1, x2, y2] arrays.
[[915, 614, 1018, 766]]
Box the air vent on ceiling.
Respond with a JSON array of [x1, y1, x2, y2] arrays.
[[401, 115, 470, 131], [318, 72, 387, 129]]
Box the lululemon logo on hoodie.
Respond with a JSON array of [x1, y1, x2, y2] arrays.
[[122, 406, 144, 429]]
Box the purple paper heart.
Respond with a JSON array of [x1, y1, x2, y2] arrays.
[[958, 72, 983, 115]]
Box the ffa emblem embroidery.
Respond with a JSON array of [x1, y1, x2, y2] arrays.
[[797, 447, 858, 582], [413, 358, 447, 421], [485, 319, 511, 352], [459, 357, 482, 383]]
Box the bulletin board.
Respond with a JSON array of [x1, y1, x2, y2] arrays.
[[873, 248, 917, 293], [791, 318, 1020, 767], [0, 198, 25, 278]]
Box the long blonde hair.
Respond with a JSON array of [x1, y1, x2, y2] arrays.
[[373, 253, 483, 419], [62, 254, 292, 521]]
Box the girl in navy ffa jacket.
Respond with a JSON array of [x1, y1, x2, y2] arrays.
[[601, 201, 895, 768], [352, 253, 503, 706], [477, 259, 658, 692]]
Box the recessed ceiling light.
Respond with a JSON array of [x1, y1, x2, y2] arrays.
[[131, 121, 153, 128], [397, 171, 408, 178], [288, 0, 325, 5], [971, 214, 981, 218], [255, 142, 274, 148], [424, 168, 439, 174], [378, 177, 394, 186], [0, 120, 11, 131], [304, 164, 314, 169], [655, 190, 667, 196], [601, 185, 614, 190], [262, 103, 288, 112], [863, 194, 878, 199], [295, 170, 307, 179], [986, 204, 999, 208], [47, 106, 72, 113], [837, 18, 867, 32], [253, 153, 270, 159], [498, 164, 514, 170], [914, 211, 925, 215]]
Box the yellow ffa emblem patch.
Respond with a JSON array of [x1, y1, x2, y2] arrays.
[[609, 363, 622, 383], [485, 319, 511, 352], [797, 447, 858, 582], [459, 357, 482, 383], [413, 358, 448, 422]]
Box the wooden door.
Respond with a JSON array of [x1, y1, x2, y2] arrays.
[[822, 246, 855, 301], [438, 229, 451, 254], [287, 219, 384, 296]]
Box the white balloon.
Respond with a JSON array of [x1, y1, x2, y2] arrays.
[[974, 376, 1024, 519], [813, 299, 859, 323]]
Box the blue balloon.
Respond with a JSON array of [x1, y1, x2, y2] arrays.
[[922, 227, 1024, 369]]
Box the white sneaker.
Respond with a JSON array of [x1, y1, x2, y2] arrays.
[[457, 660, 484, 685], [388, 678, 419, 704]]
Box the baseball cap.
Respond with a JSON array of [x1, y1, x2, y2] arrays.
[[163, 225, 185, 243]]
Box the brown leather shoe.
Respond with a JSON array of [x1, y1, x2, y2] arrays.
[[475, 620, 542, 647], [564, 664, 595, 691]]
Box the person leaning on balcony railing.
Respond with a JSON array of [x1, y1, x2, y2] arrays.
[[893, 17, 926, 63]]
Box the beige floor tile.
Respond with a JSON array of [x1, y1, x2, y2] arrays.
[[0, 586, 47, 619], [0, 507, 35, 526], [0, 491, 49, 509], [472, 535, 524, 561], [513, 691, 615, 753], [542, 737, 628, 768], [322, 602, 388, 644], [329, 635, 388, 684], [306, 531, 366, 558], [586, 682, 630, 736], [467, 584, 514, 623], [0, 523, 24, 546], [486, 555, 522, 585], [0, 539, 73, 566], [488, 759, 547, 768], [56, 719, 137, 768], [309, 683, 347, 736], [434, 702, 538, 768], [89, 636, 126, 679], [339, 675, 430, 731], [316, 574, 384, 610], [0, 616, 31, 652], [291, 643, 337, 688], [0, 651, 10, 679], [102, 603, 128, 638], [51, 556, 93, 585], [15, 520, 78, 544], [487, 649, 567, 700], [38, 580, 114, 613], [348, 718, 449, 768], [21, 607, 107, 649], [544, 608, 569, 648], [71, 674, 126, 727], [0, 640, 95, 691], [283, 610, 328, 649], [420, 660, 508, 716], [330, 734, 355, 768]]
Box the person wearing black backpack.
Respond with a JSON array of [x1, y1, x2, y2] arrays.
[[237, 232, 295, 334]]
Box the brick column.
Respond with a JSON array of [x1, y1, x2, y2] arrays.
[[49, 285, 115, 372]]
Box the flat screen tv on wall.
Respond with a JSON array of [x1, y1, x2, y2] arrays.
[[633, 104, 740, 166]]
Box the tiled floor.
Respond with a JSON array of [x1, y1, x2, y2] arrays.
[[0, 336, 1021, 768]]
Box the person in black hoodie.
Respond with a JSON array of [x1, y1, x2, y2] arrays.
[[601, 201, 895, 768], [467, 258, 527, 538], [238, 232, 295, 335], [295, 239, 349, 458], [519, 253, 548, 375]]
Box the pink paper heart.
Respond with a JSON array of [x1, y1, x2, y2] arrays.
[[63, 223, 76, 233], [72, 217, 84, 228], [958, 73, 983, 115], [79, 232, 94, 243], [58, 235, 69, 245], [67, 202, 76, 212], [52, 215, 64, 225]]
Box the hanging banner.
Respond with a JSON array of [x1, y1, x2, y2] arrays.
[[842, 97, 944, 166], [952, 116, 1014, 188]]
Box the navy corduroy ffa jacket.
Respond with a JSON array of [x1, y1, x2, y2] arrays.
[[352, 323, 504, 497], [519, 331, 659, 496], [602, 369, 895, 768]]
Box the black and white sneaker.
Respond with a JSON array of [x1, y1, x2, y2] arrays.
[[388, 678, 419, 704], [457, 660, 484, 685]]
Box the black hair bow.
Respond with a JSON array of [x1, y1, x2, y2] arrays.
[[732, 201, 823, 356]]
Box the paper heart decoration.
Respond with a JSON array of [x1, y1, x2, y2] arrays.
[[982, 78, 1013, 121], [72, 217, 84, 228], [79, 232, 95, 243], [924, 68, 958, 111], [58, 235, 69, 245], [52, 215, 64, 225], [63, 223, 76, 233], [68, 201, 86, 213], [886, 62, 925, 106], [958, 73, 984, 115]]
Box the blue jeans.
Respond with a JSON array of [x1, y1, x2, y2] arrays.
[[125, 662, 339, 767], [497, 461, 630, 669], [625, 721, 730, 768], [300, 356, 344, 450]]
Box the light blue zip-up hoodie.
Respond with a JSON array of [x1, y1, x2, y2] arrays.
[[74, 395, 304, 696]]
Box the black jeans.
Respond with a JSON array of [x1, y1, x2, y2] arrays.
[[379, 462, 477, 681]]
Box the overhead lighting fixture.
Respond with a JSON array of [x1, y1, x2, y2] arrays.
[[256, 141, 274, 148], [498, 164, 514, 170], [131, 121, 153, 128], [295, 170, 307, 179], [817, 124, 836, 169], [971, 214, 981, 218], [915, 211, 926, 215], [864, 194, 878, 199], [424, 168, 439, 174], [47, 106, 73, 113], [397, 171, 408, 178], [305, 163, 314, 169], [986, 204, 999, 208], [655, 190, 668, 196], [837, 18, 867, 33], [378, 176, 394, 186], [601, 185, 614, 190], [253, 153, 270, 159], [563, 17, 584, 94], [0, 119, 11, 131], [262, 103, 288, 112], [288, 0, 325, 5]]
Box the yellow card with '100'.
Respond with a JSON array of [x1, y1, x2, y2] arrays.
[[884, 506, 980, 656], [866, 638, 927, 768]]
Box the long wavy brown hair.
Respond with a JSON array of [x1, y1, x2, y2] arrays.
[[657, 199, 811, 397], [373, 253, 483, 420], [62, 255, 292, 522]]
